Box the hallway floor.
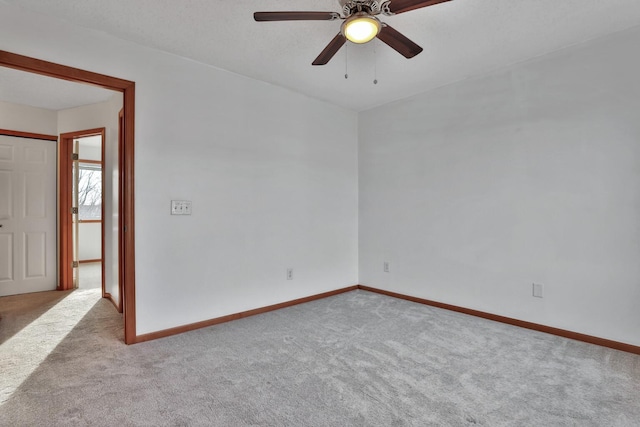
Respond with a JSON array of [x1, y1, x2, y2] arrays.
[[78, 261, 102, 290]]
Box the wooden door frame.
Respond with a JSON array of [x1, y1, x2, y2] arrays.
[[0, 49, 137, 344], [59, 128, 106, 299]]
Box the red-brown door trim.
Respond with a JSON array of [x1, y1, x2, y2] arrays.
[[0, 49, 137, 344], [58, 133, 73, 292], [0, 129, 57, 141]]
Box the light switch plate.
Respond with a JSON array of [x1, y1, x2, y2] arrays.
[[171, 200, 192, 215], [532, 283, 543, 298]]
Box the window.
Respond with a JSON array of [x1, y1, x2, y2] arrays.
[[78, 163, 102, 221]]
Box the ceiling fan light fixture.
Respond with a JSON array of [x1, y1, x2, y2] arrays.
[[342, 15, 381, 44]]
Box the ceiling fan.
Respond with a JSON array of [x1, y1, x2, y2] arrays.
[[254, 0, 452, 65]]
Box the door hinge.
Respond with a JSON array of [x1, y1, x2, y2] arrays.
[[72, 153, 79, 161], [72, 261, 79, 268], [71, 207, 78, 214]]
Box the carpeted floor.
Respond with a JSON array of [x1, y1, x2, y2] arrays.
[[78, 262, 103, 290], [0, 289, 639, 426]]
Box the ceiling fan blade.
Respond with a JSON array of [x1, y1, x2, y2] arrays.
[[312, 34, 347, 65], [387, 0, 452, 15], [254, 11, 339, 22], [377, 25, 423, 58]]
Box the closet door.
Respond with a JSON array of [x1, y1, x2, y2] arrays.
[[0, 135, 57, 296]]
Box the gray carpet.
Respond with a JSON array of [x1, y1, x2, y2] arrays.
[[78, 262, 103, 290], [0, 289, 639, 426]]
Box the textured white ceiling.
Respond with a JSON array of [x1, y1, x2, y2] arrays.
[[0, 66, 116, 111], [3, 0, 640, 111]]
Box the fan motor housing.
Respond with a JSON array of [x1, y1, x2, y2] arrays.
[[340, 0, 385, 17]]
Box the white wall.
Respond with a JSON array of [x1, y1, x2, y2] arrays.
[[0, 101, 57, 135], [0, 3, 359, 335], [359, 26, 640, 346], [58, 97, 122, 305], [78, 222, 101, 260], [78, 138, 102, 161], [134, 57, 359, 334]]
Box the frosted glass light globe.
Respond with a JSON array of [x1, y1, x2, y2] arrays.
[[342, 16, 381, 44]]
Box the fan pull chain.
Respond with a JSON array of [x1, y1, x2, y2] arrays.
[[373, 41, 378, 85], [345, 43, 349, 79]]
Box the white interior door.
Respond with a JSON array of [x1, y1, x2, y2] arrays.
[[0, 135, 57, 296]]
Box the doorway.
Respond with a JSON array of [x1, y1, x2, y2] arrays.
[[77, 143, 105, 290], [0, 49, 137, 344], [59, 131, 105, 294]]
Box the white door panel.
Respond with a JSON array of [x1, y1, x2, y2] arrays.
[[25, 145, 47, 163], [25, 231, 46, 278], [24, 172, 47, 218], [0, 233, 12, 281], [0, 170, 12, 219], [0, 144, 13, 161], [0, 135, 56, 296]]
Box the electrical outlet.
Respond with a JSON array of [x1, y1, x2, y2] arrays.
[[286, 268, 293, 280], [171, 200, 192, 215], [532, 283, 543, 298], [383, 261, 390, 273]]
